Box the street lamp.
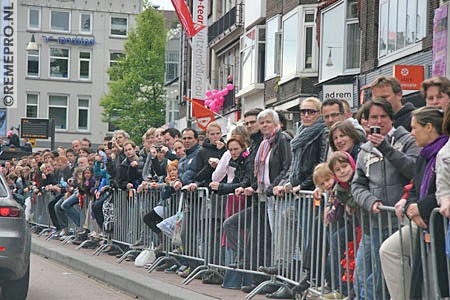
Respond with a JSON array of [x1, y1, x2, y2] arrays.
[[26, 34, 38, 51]]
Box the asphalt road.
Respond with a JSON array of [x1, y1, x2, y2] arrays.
[[28, 253, 134, 300]]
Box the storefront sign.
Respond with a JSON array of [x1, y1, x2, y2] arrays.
[[393, 65, 424, 90], [323, 84, 354, 108], [432, 4, 448, 77], [43, 35, 96, 46]]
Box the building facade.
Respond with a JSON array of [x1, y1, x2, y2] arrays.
[[6, 0, 141, 148]]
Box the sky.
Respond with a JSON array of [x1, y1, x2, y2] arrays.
[[150, 0, 174, 10]]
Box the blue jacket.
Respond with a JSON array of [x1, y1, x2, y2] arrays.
[[178, 143, 201, 185]]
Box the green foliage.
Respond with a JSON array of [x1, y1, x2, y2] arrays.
[[100, 7, 167, 143]]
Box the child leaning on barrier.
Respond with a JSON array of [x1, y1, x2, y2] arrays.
[[325, 151, 357, 225], [324, 151, 359, 298]]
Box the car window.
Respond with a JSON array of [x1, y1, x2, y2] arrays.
[[0, 179, 9, 197]]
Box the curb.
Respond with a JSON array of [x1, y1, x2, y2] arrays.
[[31, 238, 216, 300]]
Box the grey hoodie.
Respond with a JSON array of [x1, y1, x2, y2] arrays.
[[352, 126, 420, 229]]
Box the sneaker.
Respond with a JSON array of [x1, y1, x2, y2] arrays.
[[164, 264, 180, 273], [156, 261, 174, 272], [322, 291, 345, 299], [178, 267, 191, 278], [176, 265, 188, 275]]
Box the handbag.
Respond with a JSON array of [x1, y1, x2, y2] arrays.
[[171, 191, 185, 246], [134, 248, 156, 267]]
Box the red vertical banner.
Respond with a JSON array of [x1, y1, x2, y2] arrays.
[[185, 97, 215, 130], [171, 0, 206, 37]]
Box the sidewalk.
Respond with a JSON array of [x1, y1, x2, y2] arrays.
[[31, 236, 270, 300]]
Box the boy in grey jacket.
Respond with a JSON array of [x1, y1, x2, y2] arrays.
[[351, 98, 420, 300]]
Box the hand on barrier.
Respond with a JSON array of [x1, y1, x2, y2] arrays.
[[234, 187, 244, 196], [292, 185, 301, 195], [244, 187, 254, 196], [313, 187, 323, 200], [406, 203, 427, 228], [173, 180, 182, 190], [273, 185, 284, 197], [187, 183, 198, 191], [394, 198, 407, 220], [372, 201, 382, 214], [440, 197, 450, 218], [209, 181, 220, 191], [126, 183, 134, 190]]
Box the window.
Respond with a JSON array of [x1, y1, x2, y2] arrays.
[[77, 98, 89, 131], [50, 48, 69, 78], [280, 6, 318, 80], [28, 8, 40, 30], [80, 13, 92, 34], [378, 0, 427, 58], [109, 52, 123, 67], [240, 26, 265, 90], [27, 49, 39, 77], [111, 17, 128, 36], [26, 94, 39, 118], [304, 11, 315, 69], [49, 95, 68, 130], [79, 51, 91, 80], [265, 15, 281, 79], [320, 0, 361, 82], [282, 12, 298, 77], [51, 10, 70, 32], [165, 51, 179, 82]]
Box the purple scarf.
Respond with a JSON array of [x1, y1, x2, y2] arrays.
[[420, 135, 449, 199]]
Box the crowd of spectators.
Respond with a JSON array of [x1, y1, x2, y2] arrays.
[[6, 75, 450, 299]]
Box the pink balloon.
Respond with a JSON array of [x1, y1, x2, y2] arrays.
[[219, 96, 225, 103], [212, 89, 218, 94], [205, 99, 212, 106], [227, 83, 234, 91], [222, 89, 229, 96], [205, 90, 213, 98]]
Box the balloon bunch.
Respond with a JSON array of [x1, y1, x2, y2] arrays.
[[204, 83, 234, 113]]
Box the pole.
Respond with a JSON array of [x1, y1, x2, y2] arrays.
[[50, 119, 55, 150]]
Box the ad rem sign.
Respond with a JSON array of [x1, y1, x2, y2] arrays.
[[323, 84, 354, 108], [1, 0, 17, 108]]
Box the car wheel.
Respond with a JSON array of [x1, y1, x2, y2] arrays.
[[2, 264, 30, 300]]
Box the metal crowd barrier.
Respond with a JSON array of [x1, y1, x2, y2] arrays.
[[27, 187, 450, 300]]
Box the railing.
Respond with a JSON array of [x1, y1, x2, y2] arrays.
[[208, 4, 244, 44], [28, 189, 450, 299]]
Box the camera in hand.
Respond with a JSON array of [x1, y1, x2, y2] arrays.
[[155, 145, 162, 152], [370, 126, 381, 135], [107, 141, 113, 149]]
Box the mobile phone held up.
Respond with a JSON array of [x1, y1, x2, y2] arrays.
[[370, 126, 381, 135]]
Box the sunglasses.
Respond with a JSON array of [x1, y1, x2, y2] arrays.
[[300, 109, 319, 115]]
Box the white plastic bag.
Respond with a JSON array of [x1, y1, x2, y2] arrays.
[[156, 214, 177, 237], [134, 249, 155, 267]]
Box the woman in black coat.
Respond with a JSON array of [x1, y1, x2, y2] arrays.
[[380, 107, 449, 299]]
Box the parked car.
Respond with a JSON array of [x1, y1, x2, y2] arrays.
[[0, 172, 31, 300]]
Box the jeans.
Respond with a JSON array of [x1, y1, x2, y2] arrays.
[[221, 248, 252, 289], [55, 196, 68, 229], [223, 201, 271, 270], [355, 228, 392, 300], [48, 193, 64, 230], [61, 192, 81, 227], [326, 224, 354, 296]]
